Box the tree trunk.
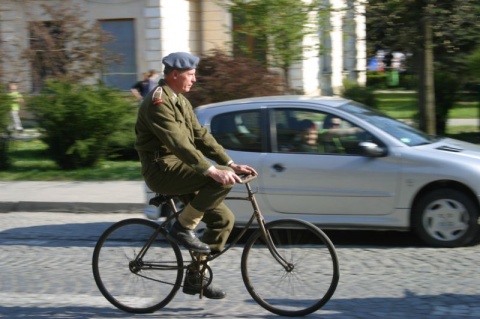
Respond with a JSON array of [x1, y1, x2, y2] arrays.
[[418, 14, 436, 134], [283, 66, 291, 94]]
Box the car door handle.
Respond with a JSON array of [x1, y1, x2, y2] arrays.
[[272, 163, 285, 172]]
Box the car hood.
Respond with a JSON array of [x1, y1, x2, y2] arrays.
[[416, 137, 480, 161]]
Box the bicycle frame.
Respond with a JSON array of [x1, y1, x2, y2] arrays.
[[213, 180, 291, 270], [134, 175, 291, 272]]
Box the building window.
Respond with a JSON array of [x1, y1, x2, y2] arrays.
[[100, 19, 136, 90]]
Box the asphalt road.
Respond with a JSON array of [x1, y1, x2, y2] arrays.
[[1, 211, 479, 319]]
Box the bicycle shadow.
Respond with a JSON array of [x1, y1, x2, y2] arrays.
[[0, 221, 251, 248], [324, 229, 426, 247], [0, 221, 129, 247]]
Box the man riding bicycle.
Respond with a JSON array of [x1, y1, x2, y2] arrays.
[[135, 52, 257, 299]]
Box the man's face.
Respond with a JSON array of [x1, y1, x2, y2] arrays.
[[329, 118, 341, 129], [173, 69, 196, 93]]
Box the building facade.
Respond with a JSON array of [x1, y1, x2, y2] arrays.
[[0, 0, 366, 96]]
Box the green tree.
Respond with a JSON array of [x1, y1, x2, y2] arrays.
[[466, 46, 480, 78], [218, 0, 325, 93], [466, 46, 480, 128], [366, 0, 480, 134], [433, 71, 459, 134]]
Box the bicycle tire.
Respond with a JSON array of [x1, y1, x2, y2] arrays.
[[241, 219, 339, 317], [92, 218, 183, 313]]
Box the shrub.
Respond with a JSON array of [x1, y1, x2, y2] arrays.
[[29, 81, 133, 169], [104, 105, 138, 160], [435, 72, 460, 135], [367, 70, 417, 90], [0, 89, 12, 170], [341, 80, 378, 109], [366, 71, 387, 89], [186, 49, 285, 107], [399, 71, 417, 90]]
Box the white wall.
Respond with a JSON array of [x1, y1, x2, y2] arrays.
[[289, 0, 366, 96], [201, 0, 231, 53]]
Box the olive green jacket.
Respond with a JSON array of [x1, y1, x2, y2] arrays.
[[135, 79, 231, 174]]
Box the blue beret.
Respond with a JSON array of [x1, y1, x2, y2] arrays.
[[162, 52, 199, 70]]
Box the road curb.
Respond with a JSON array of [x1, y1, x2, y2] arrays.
[[0, 201, 143, 213]]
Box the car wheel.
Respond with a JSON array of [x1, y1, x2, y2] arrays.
[[412, 189, 479, 247]]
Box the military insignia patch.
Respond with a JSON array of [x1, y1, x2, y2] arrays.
[[152, 87, 163, 105]]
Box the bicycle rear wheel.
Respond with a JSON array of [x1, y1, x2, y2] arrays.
[[92, 218, 183, 313], [241, 219, 339, 317]]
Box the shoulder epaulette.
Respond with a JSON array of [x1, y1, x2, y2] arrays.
[[152, 87, 163, 105]]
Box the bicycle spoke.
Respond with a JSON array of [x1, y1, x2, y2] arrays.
[[92, 218, 183, 313], [241, 219, 339, 317]]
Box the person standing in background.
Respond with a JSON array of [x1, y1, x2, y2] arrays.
[[7, 82, 24, 133], [130, 72, 150, 104], [147, 69, 159, 92]]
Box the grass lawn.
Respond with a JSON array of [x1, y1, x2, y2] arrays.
[[375, 91, 479, 119], [375, 92, 417, 118], [0, 139, 142, 181]]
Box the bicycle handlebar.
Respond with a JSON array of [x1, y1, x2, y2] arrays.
[[238, 174, 258, 184]]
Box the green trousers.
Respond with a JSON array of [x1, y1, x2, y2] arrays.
[[139, 151, 235, 252]]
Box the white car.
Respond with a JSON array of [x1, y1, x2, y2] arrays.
[[146, 95, 480, 248]]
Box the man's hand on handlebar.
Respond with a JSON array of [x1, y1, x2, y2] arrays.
[[230, 163, 257, 177], [206, 164, 257, 185]]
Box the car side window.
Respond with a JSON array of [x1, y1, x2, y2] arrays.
[[318, 115, 369, 155], [274, 109, 372, 155], [210, 110, 262, 152]]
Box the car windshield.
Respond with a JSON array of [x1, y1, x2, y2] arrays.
[[339, 102, 438, 146]]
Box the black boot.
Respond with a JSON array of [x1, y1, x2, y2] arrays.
[[183, 269, 226, 299], [168, 221, 211, 253]]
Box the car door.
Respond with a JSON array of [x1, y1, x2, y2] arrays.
[[259, 107, 401, 216]]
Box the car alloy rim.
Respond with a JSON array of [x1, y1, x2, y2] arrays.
[[422, 198, 469, 242]]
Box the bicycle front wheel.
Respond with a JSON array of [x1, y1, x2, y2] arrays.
[[241, 219, 339, 317], [92, 218, 183, 313]]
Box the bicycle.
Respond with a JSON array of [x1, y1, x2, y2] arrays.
[[92, 174, 339, 317]]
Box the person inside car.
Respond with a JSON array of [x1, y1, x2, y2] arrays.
[[292, 119, 323, 153]]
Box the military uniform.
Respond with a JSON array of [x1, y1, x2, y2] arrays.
[[135, 78, 235, 252]]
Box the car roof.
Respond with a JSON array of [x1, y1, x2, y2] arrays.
[[195, 95, 351, 111]]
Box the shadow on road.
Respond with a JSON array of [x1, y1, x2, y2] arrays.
[[0, 222, 114, 247], [324, 229, 426, 247], [0, 291, 476, 318], [0, 220, 426, 248]]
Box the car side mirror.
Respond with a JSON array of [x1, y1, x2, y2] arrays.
[[359, 142, 387, 157]]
